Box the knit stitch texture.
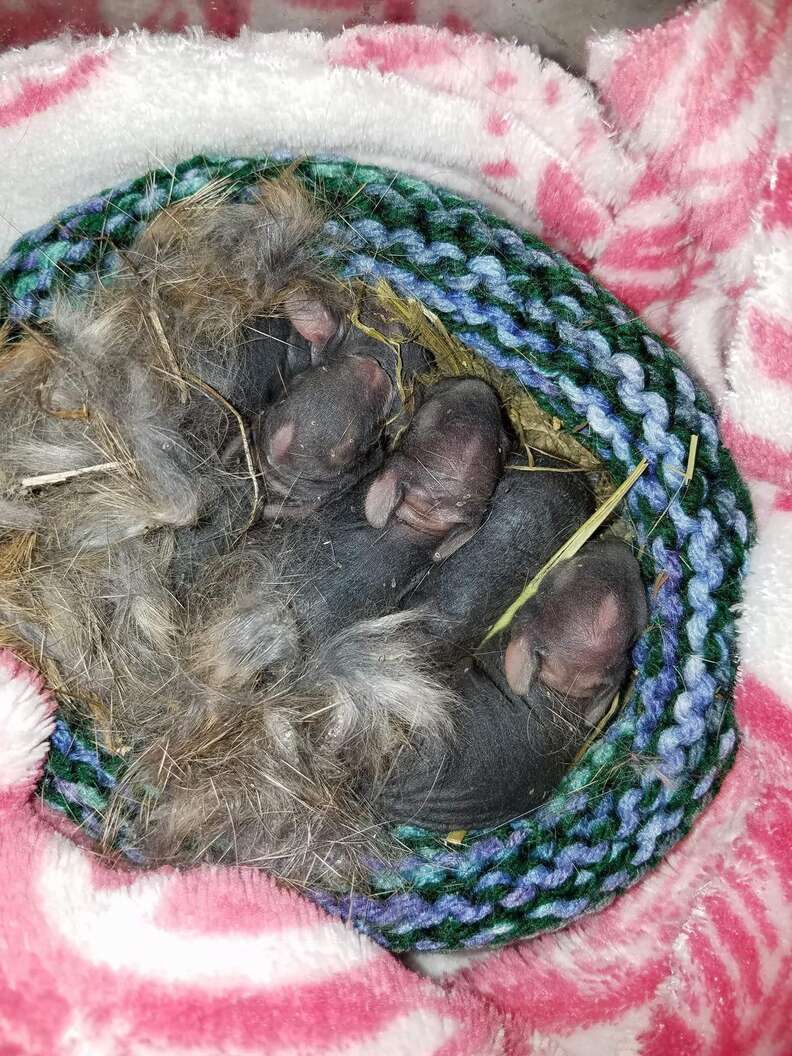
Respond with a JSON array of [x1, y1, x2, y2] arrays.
[[0, 154, 754, 953]]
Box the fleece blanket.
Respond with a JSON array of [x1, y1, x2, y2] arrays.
[[1, 5, 791, 1053]]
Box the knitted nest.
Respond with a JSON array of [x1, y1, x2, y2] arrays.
[[2, 155, 753, 954]]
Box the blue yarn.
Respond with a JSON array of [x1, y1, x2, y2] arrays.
[[50, 720, 117, 788], [632, 808, 685, 866], [14, 155, 750, 951], [531, 897, 590, 919]]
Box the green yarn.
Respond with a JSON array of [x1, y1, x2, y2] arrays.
[[0, 153, 752, 952]]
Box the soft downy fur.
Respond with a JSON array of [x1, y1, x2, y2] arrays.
[[0, 174, 458, 891], [106, 535, 457, 888], [1, 173, 351, 551]]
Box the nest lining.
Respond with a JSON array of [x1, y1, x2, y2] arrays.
[[0, 154, 754, 953]]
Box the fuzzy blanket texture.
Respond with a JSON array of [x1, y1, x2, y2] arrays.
[[1, 3, 791, 1053]]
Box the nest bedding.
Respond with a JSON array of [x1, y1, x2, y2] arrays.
[[0, 153, 753, 953]]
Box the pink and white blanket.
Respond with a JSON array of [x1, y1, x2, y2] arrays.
[[1, 3, 792, 1053]]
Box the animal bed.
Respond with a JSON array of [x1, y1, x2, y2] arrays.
[[1, 152, 753, 953]]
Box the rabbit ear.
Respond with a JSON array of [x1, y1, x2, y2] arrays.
[[281, 291, 338, 349], [346, 354, 394, 413], [503, 631, 539, 696], [364, 465, 404, 529], [268, 421, 296, 463]]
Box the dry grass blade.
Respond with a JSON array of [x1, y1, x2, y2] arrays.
[[180, 370, 260, 525], [20, 460, 130, 490], [39, 403, 90, 421], [445, 829, 467, 846], [684, 434, 699, 484], [348, 305, 411, 412], [480, 458, 649, 646], [147, 305, 188, 403], [348, 306, 400, 353], [0, 531, 35, 581], [572, 692, 622, 765], [507, 463, 589, 474]]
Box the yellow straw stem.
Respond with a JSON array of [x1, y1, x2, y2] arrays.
[[445, 829, 468, 846], [479, 457, 649, 646], [573, 692, 621, 765], [684, 434, 699, 484]]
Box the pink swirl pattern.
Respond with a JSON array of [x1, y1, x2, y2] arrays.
[[1, 4, 791, 1052]]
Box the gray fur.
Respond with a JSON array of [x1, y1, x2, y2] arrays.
[[0, 174, 457, 890]]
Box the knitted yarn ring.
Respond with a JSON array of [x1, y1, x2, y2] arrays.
[[2, 155, 754, 954]]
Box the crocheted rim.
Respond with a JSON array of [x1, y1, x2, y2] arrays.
[[3, 155, 754, 954]]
